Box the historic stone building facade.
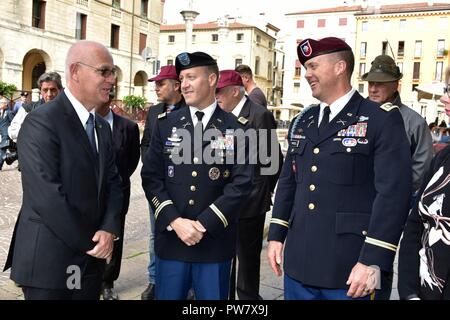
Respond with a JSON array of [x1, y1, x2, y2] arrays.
[[159, 18, 284, 106], [0, 0, 164, 101]]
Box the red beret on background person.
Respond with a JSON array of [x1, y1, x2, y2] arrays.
[[148, 65, 179, 82], [216, 69, 244, 91], [297, 37, 352, 66]]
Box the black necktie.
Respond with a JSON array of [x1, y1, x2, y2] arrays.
[[195, 111, 205, 131], [86, 113, 97, 155], [318, 106, 330, 135]]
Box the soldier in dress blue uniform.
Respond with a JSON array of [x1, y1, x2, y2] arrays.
[[141, 52, 253, 300], [267, 37, 412, 300]]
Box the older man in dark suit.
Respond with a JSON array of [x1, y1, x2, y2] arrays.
[[96, 92, 140, 300], [4, 40, 123, 300], [216, 70, 283, 300]]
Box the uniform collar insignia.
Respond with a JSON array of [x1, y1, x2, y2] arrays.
[[358, 116, 369, 121]]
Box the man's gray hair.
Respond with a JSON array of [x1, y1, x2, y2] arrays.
[[0, 97, 10, 104], [37, 72, 63, 90]]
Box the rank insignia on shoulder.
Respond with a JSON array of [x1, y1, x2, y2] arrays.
[[237, 117, 248, 125], [379, 102, 399, 112], [158, 112, 167, 119]]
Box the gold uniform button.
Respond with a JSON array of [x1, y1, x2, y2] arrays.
[[309, 184, 316, 191], [362, 230, 367, 236], [308, 203, 315, 210], [192, 171, 198, 177], [311, 166, 317, 173], [190, 185, 196, 192], [313, 148, 320, 154], [193, 157, 199, 164], [188, 199, 195, 206]]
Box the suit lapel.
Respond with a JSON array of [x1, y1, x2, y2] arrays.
[[95, 119, 105, 191], [302, 106, 320, 144], [61, 92, 98, 165], [238, 98, 251, 119], [112, 113, 124, 151], [316, 92, 363, 144]]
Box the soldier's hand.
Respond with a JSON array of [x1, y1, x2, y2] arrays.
[[267, 240, 283, 277], [86, 230, 114, 261], [346, 262, 377, 298], [170, 217, 205, 246]]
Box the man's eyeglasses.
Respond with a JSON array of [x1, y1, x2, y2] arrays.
[[444, 85, 450, 98], [76, 62, 117, 78]]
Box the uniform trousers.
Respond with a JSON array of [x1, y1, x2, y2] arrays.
[[155, 256, 231, 300], [284, 274, 373, 300]]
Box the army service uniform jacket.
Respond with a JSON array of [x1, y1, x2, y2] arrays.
[[141, 105, 253, 263], [268, 91, 412, 289]]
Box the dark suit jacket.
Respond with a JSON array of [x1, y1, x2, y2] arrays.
[[140, 98, 186, 161], [112, 113, 140, 214], [237, 97, 283, 218], [268, 91, 412, 289], [4, 91, 123, 290]]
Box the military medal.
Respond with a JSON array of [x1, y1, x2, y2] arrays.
[[209, 167, 220, 180], [355, 123, 367, 137]]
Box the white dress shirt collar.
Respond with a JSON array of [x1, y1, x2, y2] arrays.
[[189, 101, 217, 127], [64, 88, 96, 129], [318, 88, 356, 124], [231, 95, 247, 118]]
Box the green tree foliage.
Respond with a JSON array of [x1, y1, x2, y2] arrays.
[[0, 81, 17, 98], [122, 95, 147, 111]]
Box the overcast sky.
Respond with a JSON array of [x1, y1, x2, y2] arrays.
[[162, 0, 446, 25]]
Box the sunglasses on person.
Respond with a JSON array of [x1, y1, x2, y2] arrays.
[[76, 62, 117, 78]]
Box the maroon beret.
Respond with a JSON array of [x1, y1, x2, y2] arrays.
[[216, 70, 244, 90], [148, 65, 178, 82], [297, 37, 352, 65]]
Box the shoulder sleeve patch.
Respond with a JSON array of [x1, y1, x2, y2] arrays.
[[158, 112, 167, 119], [238, 117, 249, 125], [380, 102, 399, 112]]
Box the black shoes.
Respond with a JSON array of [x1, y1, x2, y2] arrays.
[[101, 284, 119, 300], [141, 283, 155, 300]]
